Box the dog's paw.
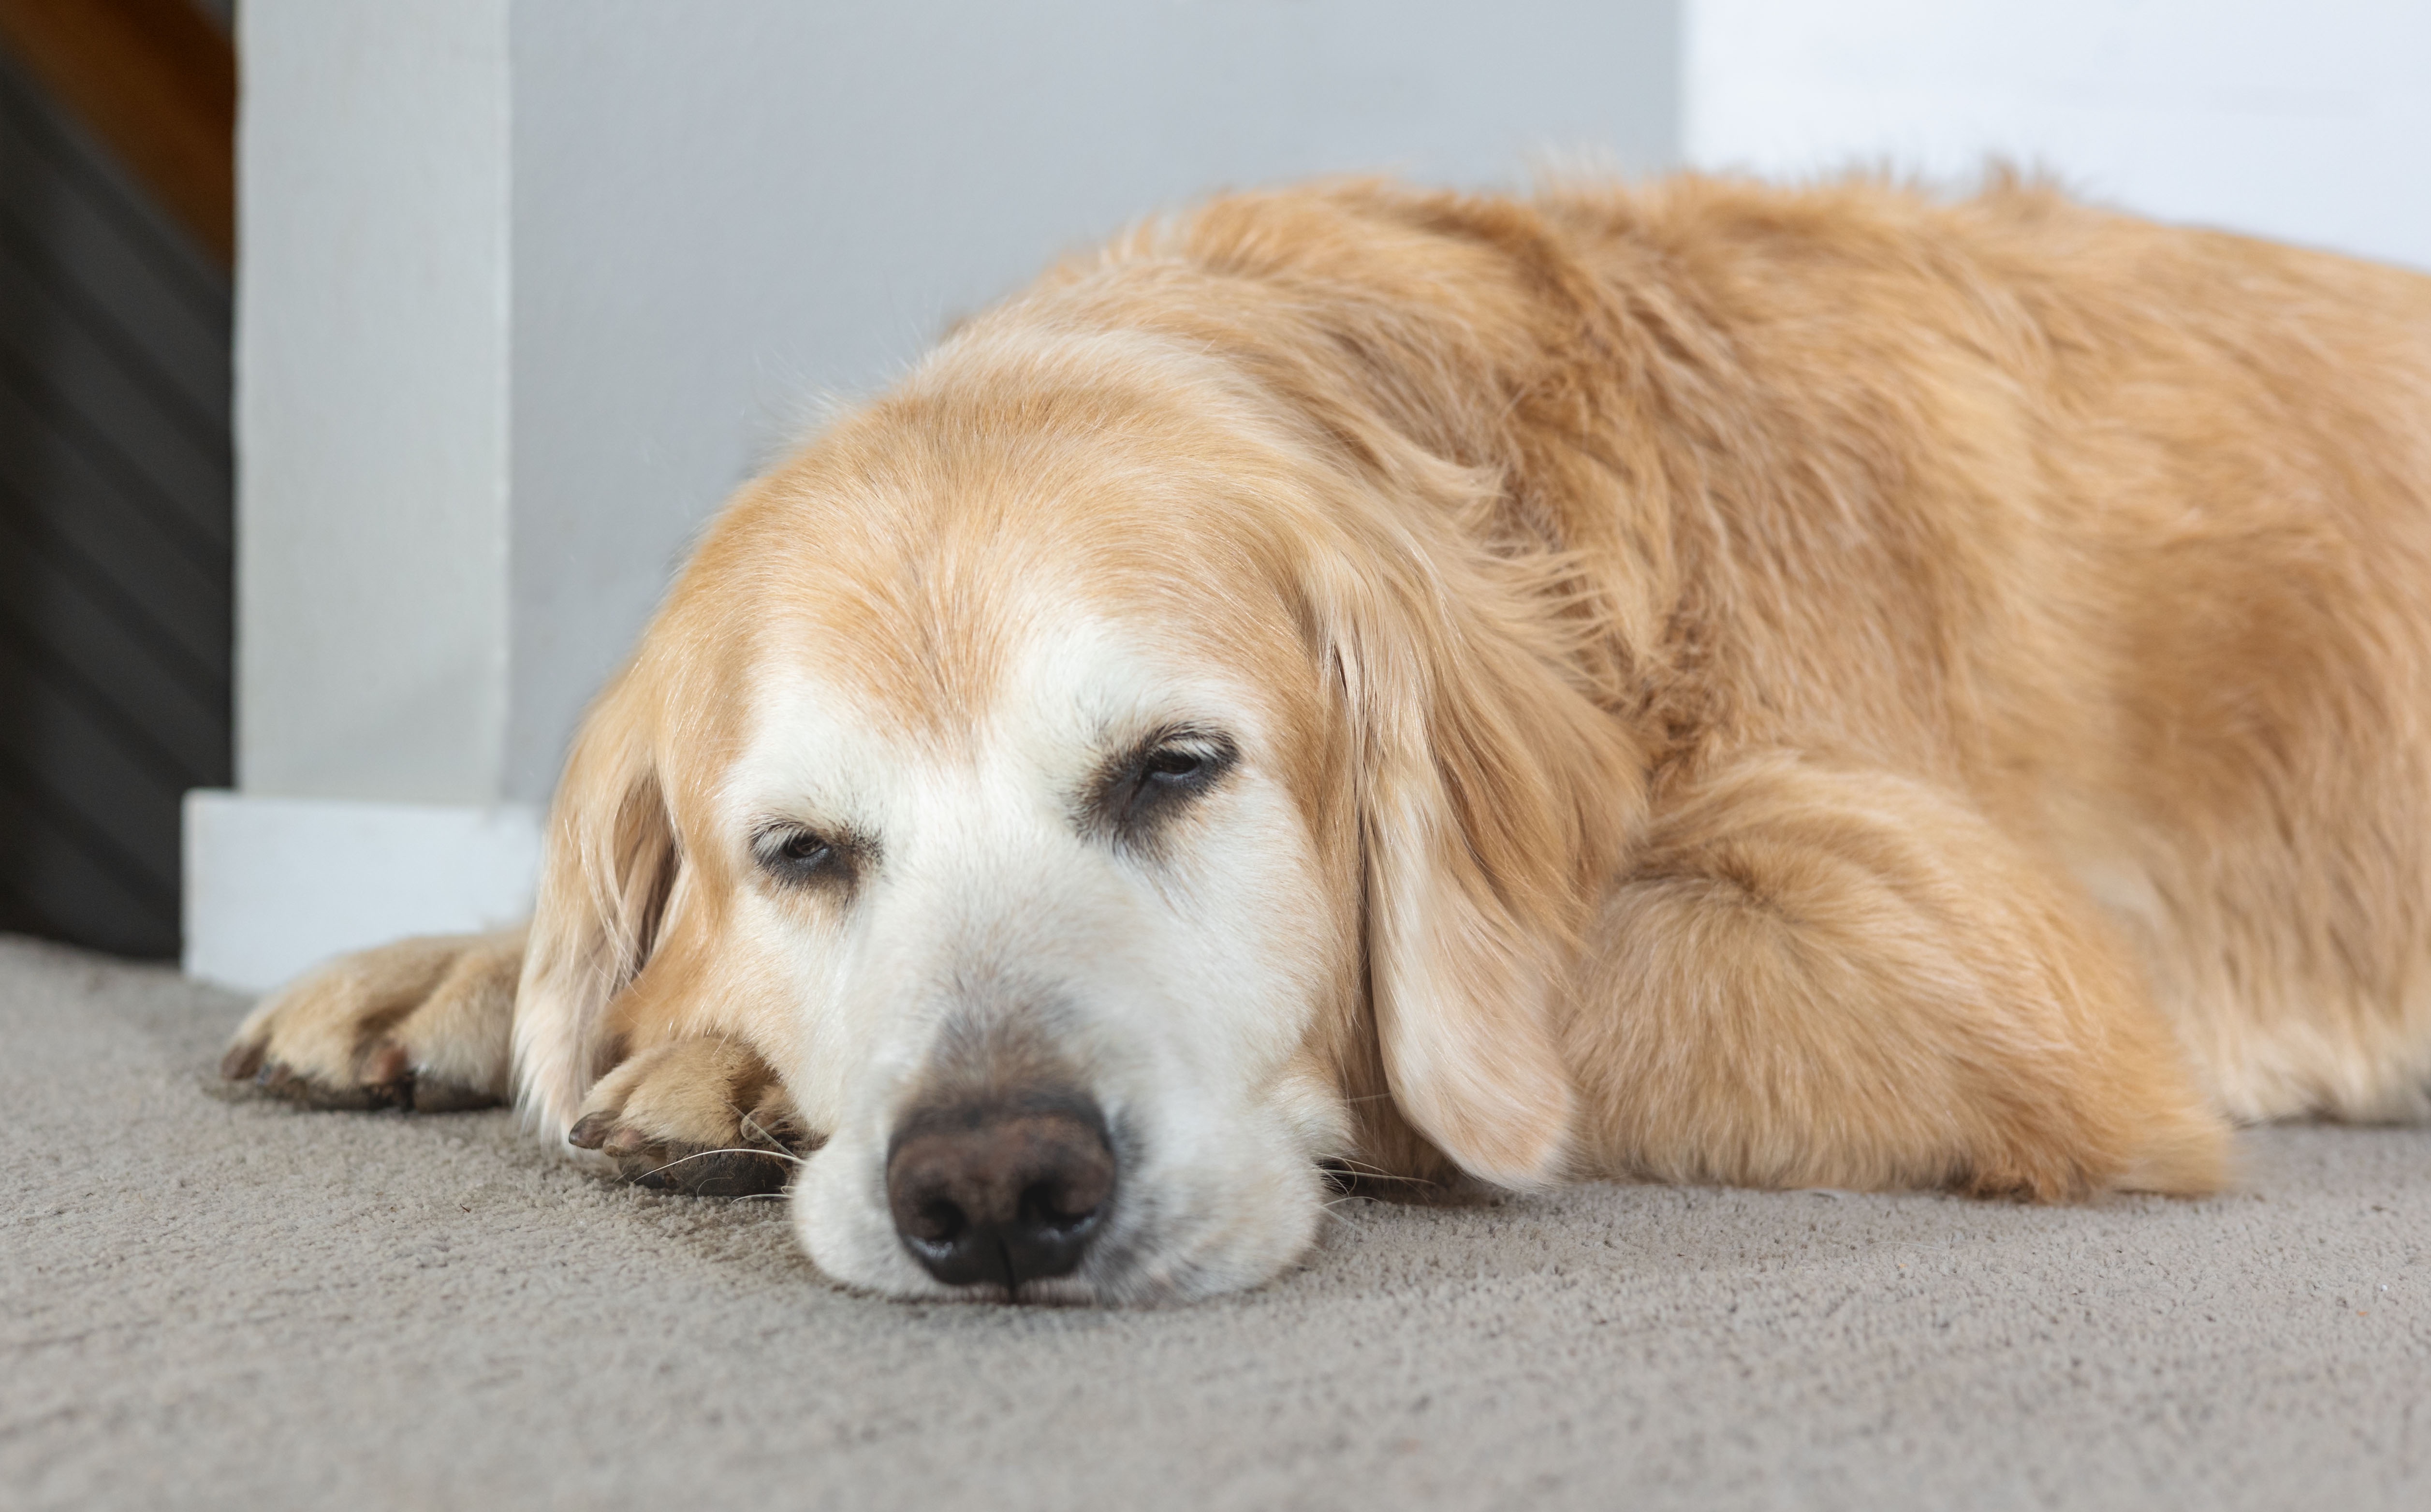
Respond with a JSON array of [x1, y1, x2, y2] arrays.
[[219, 929, 524, 1112], [565, 1038, 812, 1196]]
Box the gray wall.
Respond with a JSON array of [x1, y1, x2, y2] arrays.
[[503, 0, 1679, 804], [237, 0, 510, 805], [237, 0, 1682, 815]]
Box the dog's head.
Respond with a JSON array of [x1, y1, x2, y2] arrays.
[[513, 198, 1651, 1301]]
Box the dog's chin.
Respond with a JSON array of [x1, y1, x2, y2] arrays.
[[789, 1134, 1331, 1307]]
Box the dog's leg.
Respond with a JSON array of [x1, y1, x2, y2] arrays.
[[223, 930, 809, 1194], [220, 928, 524, 1111], [1566, 755, 2229, 1200], [563, 1037, 811, 1196]]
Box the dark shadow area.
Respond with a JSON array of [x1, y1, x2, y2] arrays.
[[0, 42, 230, 958]]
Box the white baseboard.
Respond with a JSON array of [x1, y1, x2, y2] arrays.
[[183, 791, 543, 993]]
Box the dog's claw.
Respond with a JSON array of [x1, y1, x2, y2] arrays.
[[563, 1038, 810, 1198], [569, 1108, 794, 1195], [229, 1053, 502, 1113], [357, 1038, 412, 1086], [407, 1079, 500, 1113], [220, 1041, 265, 1082], [619, 1145, 795, 1197], [215, 929, 521, 1119], [249, 1059, 380, 1110]]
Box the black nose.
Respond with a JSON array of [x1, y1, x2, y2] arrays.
[[885, 1091, 1115, 1290]]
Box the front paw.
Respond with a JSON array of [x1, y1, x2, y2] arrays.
[[220, 930, 523, 1112], [565, 1038, 812, 1196]]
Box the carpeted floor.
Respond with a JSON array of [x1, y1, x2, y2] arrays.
[[4, 932, 2427, 1510]]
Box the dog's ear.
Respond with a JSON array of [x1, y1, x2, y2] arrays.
[[1309, 459, 1646, 1189], [513, 669, 682, 1139]]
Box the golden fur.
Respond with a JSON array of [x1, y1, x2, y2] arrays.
[[230, 173, 2431, 1295]]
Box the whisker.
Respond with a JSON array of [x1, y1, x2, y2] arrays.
[[633, 1145, 807, 1183], [736, 1108, 811, 1159], [1318, 1157, 1437, 1188]]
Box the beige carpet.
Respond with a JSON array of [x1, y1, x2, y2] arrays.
[[4, 932, 2428, 1510]]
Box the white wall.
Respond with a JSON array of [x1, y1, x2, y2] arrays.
[[1686, 0, 2431, 272]]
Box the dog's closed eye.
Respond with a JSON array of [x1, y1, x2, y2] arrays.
[[1093, 730, 1236, 842], [753, 824, 858, 888]]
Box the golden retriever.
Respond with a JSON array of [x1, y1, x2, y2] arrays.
[[223, 173, 2431, 1303]]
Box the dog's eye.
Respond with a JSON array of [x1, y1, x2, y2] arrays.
[[1141, 748, 1207, 783], [755, 825, 850, 887], [1095, 731, 1235, 842]]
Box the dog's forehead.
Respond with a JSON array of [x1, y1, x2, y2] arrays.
[[719, 501, 1310, 760], [730, 608, 1270, 808]]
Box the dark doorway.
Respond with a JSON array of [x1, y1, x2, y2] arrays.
[[0, 17, 232, 959]]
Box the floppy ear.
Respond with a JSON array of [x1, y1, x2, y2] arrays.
[[512, 669, 682, 1140], [1312, 462, 1646, 1189]]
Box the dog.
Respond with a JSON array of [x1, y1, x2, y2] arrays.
[[222, 173, 2431, 1303]]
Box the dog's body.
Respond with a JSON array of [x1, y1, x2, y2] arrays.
[[228, 174, 2431, 1301]]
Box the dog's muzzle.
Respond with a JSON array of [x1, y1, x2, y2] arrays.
[[885, 1089, 1115, 1290]]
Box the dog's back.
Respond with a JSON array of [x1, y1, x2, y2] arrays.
[[1141, 174, 2431, 1135], [1574, 177, 2431, 1123]]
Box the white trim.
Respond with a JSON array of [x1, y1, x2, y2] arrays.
[[183, 791, 542, 993]]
